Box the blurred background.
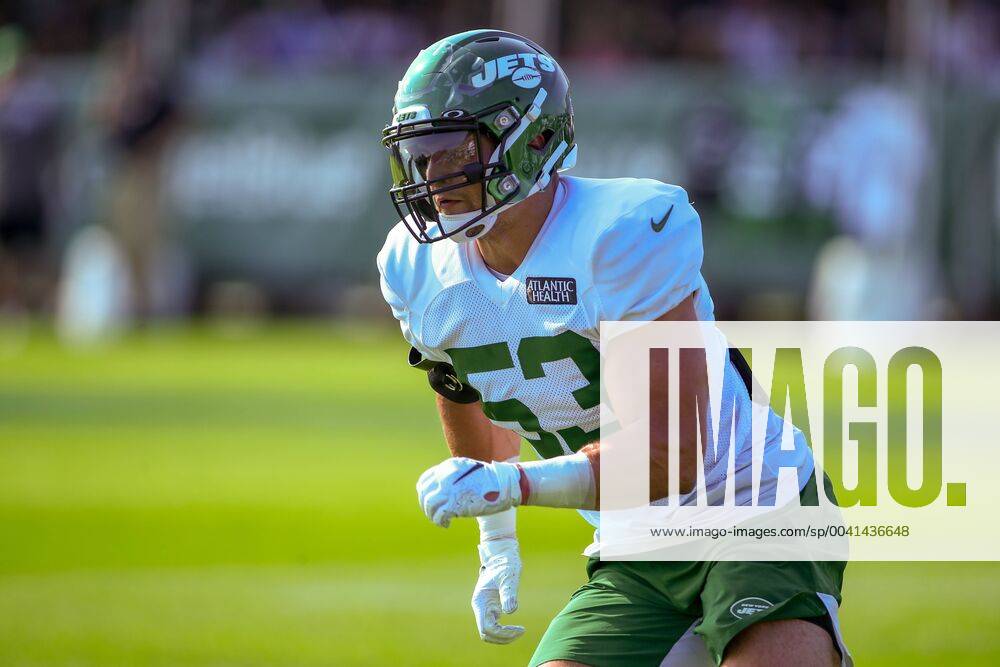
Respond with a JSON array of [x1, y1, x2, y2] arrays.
[[0, 1, 998, 666], [1, 0, 998, 329]]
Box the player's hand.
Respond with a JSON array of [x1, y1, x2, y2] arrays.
[[416, 457, 522, 528], [472, 536, 524, 643]]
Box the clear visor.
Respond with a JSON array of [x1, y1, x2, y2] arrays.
[[394, 131, 481, 185]]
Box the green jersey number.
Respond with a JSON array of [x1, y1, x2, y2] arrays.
[[446, 331, 600, 459]]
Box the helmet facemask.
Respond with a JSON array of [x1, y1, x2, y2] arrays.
[[383, 104, 523, 244]]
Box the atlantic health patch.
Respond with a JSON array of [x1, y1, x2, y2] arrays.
[[526, 277, 577, 305]]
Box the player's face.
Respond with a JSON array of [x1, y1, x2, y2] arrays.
[[396, 131, 497, 215]]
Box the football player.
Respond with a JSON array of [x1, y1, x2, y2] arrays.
[[378, 29, 852, 667]]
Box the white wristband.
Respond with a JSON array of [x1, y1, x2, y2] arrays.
[[477, 456, 519, 541], [477, 507, 516, 542], [520, 452, 595, 509]]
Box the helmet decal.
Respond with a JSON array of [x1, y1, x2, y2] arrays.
[[392, 105, 431, 126], [511, 67, 541, 89], [471, 53, 556, 89]]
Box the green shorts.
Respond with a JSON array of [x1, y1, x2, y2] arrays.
[[529, 476, 848, 667]]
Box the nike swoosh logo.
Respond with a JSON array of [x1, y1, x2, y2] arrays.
[[454, 462, 483, 484], [650, 204, 674, 233]]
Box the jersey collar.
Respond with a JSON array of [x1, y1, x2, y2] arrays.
[[461, 179, 569, 308]]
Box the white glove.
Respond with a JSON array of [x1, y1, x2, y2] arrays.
[[473, 534, 524, 644], [417, 457, 522, 528]]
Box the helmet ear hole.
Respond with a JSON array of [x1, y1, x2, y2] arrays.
[[529, 129, 554, 152]]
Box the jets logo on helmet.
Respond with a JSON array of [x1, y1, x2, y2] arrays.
[[511, 67, 541, 89], [381, 30, 578, 244], [471, 52, 555, 89]]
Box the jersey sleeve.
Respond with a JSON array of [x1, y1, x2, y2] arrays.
[[591, 184, 704, 322], [376, 228, 450, 366]]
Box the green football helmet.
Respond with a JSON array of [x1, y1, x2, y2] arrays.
[[382, 29, 577, 243]]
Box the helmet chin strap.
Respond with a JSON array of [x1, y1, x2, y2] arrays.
[[439, 179, 512, 244], [439, 209, 500, 244], [441, 88, 556, 244]]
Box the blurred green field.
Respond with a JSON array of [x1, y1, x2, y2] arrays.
[[1, 323, 998, 666]]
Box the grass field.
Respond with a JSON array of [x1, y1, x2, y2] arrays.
[[1, 323, 998, 666]]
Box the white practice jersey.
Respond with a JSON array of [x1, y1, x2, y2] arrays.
[[377, 176, 813, 532]]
